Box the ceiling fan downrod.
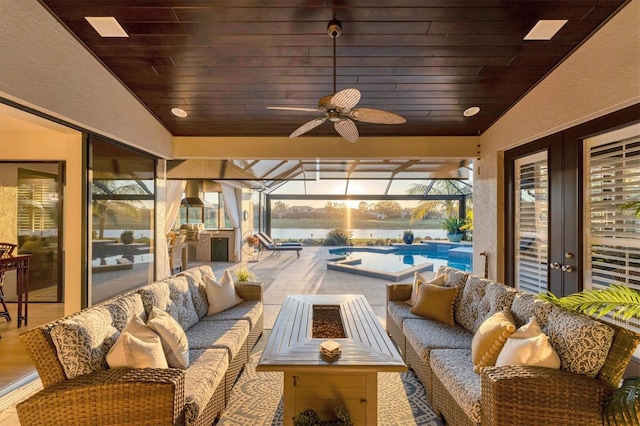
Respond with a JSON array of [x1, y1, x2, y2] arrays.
[[327, 19, 342, 94]]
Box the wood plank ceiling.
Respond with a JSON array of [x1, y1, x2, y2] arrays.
[[39, 0, 627, 138]]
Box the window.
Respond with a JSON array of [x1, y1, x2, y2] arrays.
[[584, 123, 640, 332]]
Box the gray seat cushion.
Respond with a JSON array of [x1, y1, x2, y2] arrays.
[[186, 319, 250, 360], [430, 349, 481, 424], [387, 301, 423, 327], [201, 300, 263, 329], [184, 348, 228, 425], [403, 318, 473, 361]]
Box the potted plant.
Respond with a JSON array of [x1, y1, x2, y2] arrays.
[[538, 284, 640, 425], [294, 405, 353, 426], [442, 216, 466, 242], [233, 266, 257, 283], [402, 230, 414, 244], [120, 230, 135, 244]]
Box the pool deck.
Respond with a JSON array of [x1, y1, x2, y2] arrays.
[[230, 246, 428, 329]]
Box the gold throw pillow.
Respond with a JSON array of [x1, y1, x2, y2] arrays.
[[471, 309, 516, 373], [409, 283, 458, 325]]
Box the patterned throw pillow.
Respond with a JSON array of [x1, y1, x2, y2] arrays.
[[106, 315, 168, 369], [455, 276, 518, 334], [205, 270, 244, 315], [545, 307, 615, 378], [102, 292, 147, 331], [138, 276, 199, 331], [471, 309, 516, 373], [410, 283, 459, 325], [179, 268, 210, 318], [50, 307, 119, 379], [495, 317, 560, 369], [406, 272, 446, 306]]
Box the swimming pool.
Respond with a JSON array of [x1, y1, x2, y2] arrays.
[[327, 242, 472, 281]]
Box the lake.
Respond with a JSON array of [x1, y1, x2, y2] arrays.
[[272, 228, 447, 240]]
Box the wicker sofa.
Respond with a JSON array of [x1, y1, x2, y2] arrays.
[[17, 265, 263, 426], [387, 265, 640, 426]]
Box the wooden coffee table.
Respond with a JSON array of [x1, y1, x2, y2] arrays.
[[257, 294, 406, 425]]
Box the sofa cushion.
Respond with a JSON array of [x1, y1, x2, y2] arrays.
[[387, 301, 424, 328], [186, 319, 250, 361], [471, 309, 516, 373], [403, 318, 474, 361], [147, 307, 190, 369], [184, 349, 228, 425], [179, 266, 215, 318], [106, 314, 168, 369], [201, 300, 263, 329], [102, 292, 147, 331], [455, 276, 518, 333], [50, 306, 118, 379], [510, 292, 555, 329], [410, 284, 459, 325], [545, 306, 615, 378], [407, 271, 444, 306], [495, 317, 560, 369], [430, 349, 481, 424], [437, 265, 468, 289], [138, 276, 199, 331], [204, 270, 244, 315]]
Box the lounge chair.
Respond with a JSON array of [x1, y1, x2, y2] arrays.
[[257, 231, 303, 247], [255, 233, 302, 258]]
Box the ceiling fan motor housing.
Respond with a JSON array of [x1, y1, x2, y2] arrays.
[[327, 20, 342, 38]]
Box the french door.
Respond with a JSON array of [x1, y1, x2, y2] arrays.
[[505, 105, 639, 297]]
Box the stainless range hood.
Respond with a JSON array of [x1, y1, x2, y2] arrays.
[[181, 181, 213, 207]]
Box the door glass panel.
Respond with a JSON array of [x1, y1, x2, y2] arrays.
[[514, 152, 549, 294], [585, 124, 640, 332], [16, 166, 61, 302], [90, 139, 155, 304]]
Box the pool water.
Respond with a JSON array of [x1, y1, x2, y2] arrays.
[[328, 243, 472, 281]]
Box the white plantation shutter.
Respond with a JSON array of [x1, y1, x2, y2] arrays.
[[514, 152, 549, 294], [585, 124, 640, 332]]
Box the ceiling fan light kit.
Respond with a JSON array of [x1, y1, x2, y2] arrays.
[[267, 20, 406, 143]]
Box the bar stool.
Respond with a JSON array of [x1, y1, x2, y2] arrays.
[[0, 242, 17, 322]]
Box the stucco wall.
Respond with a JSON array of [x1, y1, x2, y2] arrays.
[[0, 0, 172, 158], [474, 0, 640, 281]]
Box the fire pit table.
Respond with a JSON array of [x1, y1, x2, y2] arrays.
[[257, 294, 406, 425]]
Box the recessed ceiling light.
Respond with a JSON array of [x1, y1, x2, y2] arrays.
[[85, 17, 129, 38], [171, 108, 188, 118], [463, 106, 480, 117], [524, 20, 568, 40]]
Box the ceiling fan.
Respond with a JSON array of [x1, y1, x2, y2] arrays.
[[267, 20, 406, 143]]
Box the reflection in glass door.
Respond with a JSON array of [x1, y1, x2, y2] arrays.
[[514, 152, 549, 294], [16, 166, 63, 302]]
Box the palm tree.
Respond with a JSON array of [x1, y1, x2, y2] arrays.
[[92, 180, 144, 239], [407, 180, 472, 222], [272, 201, 290, 218]]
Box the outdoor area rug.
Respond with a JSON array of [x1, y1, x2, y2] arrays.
[[217, 351, 444, 426]]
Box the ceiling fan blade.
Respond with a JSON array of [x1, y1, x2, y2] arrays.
[[334, 118, 359, 143], [267, 106, 320, 113], [290, 117, 327, 138], [330, 88, 361, 110], [349, 108, 407, 124]]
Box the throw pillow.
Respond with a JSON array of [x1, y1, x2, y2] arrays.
[[406, 272, 446, 306], [147, 307, 190, 369], [409, 283, 458, 325], [471, 309, 516, 373], [106, 315, 168, 369], [204, 270, 244, 315], [495, 317, 560, 369]]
